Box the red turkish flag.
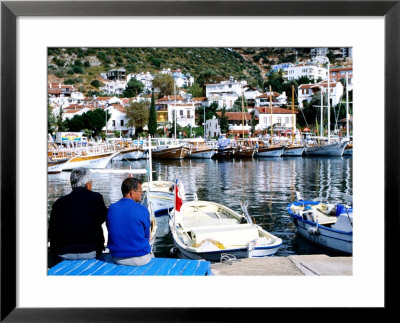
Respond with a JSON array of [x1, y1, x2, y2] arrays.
[[175, 183, 183, 212]]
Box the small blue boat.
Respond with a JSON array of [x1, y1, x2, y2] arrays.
[[287, 194, 353, 254]]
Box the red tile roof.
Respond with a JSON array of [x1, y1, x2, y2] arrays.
[[216, 112, 258, 120], [256, 107, 296, 114]]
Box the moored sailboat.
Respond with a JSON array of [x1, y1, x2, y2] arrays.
[[282, 85, 305, 157], [255, 86, 285, 158]]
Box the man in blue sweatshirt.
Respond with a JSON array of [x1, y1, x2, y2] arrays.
[[106, 177, 152, 266]]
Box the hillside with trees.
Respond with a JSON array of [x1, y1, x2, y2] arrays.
[[48, 47, 352, 97]]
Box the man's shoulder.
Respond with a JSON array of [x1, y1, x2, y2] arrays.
[[78, 188, 104, 200]]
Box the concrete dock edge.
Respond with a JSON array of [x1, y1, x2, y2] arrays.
[[209, 254, 352, 276]]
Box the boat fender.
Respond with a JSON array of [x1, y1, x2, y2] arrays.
[[307, 226, 319, 235]]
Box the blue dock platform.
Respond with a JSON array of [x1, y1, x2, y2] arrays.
[[48, 256, 211, 276]]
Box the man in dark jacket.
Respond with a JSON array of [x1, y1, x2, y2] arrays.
[[49, 167, 107, 265]]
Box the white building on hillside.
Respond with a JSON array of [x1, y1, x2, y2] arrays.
[[254, 106, 297, 133], [127, 72, 154, 93], [172, 69, 194, 88], [205, 117, 221, 138], [298, 81, 344, 108], [103, 105, 131, 135], [286, 63, 328, 82], [100, 79, 127, 96], [167, 103, 196, 128], [205, 77, 247, 109], [255, 91, 287, 107]]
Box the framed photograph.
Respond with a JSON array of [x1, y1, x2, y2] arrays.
[[1, 0, 397, 321]]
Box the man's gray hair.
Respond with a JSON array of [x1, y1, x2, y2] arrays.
[[70, 167, 92, 189]]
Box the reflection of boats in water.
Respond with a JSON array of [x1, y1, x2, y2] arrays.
[[170, 195, 282, 262], [287, 192, 352, 254]]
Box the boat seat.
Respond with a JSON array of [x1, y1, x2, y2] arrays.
[[190, 223, 259, 247], [182, 212, 238, 230]]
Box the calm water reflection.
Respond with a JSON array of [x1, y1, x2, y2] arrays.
[[48, 156, 352, 258]]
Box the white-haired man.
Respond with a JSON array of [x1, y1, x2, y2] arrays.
[[49, 167, 107, 265]]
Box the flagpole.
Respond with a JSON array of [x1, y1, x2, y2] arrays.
[[174, 179, 177, 231], [148, 134, 152, 190]]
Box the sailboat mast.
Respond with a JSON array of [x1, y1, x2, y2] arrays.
[[346, 71, 349, 140], [269, 85, 273, 144], [291, 85, 294, 144], [148, 135, 153, 189], [174, 84, 177, 140], [320, 88, 323, 139], [241, 94, 245, 139], [327, 61, 331, 144]]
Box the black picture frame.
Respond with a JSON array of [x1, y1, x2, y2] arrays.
[[1, 0, 397, 321]]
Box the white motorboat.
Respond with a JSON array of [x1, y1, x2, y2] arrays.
[[48, 157, 70, 173], [48, 142, 119, 170], [169, 197, 282, 262], [287, 193, 353, 254], [63, 151, 119, 170], [142, 180, 176, 217]]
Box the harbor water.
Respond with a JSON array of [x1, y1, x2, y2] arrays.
[[48, 156, 352, 259]]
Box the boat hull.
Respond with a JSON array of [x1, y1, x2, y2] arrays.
[[254, 146, 284, 157], [169, 200, 282, 262], [48, 158, 70, 173], [343, 147, 353, 156], [287, 201, 352, 254], [142, 190, 174, 217], [214, 147, 235, 159], [151, 146, 189, 159], [234, 147, 255, 158], [305, 141, 348, 157], [62, 152, 118, 170], [113, 148, 147, 160], [172, 229, 281, 262], [282, 146, 305, 157], [189, 148, 216, 159]]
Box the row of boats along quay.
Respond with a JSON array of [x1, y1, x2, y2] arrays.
[[48, 133, 353, 275]]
